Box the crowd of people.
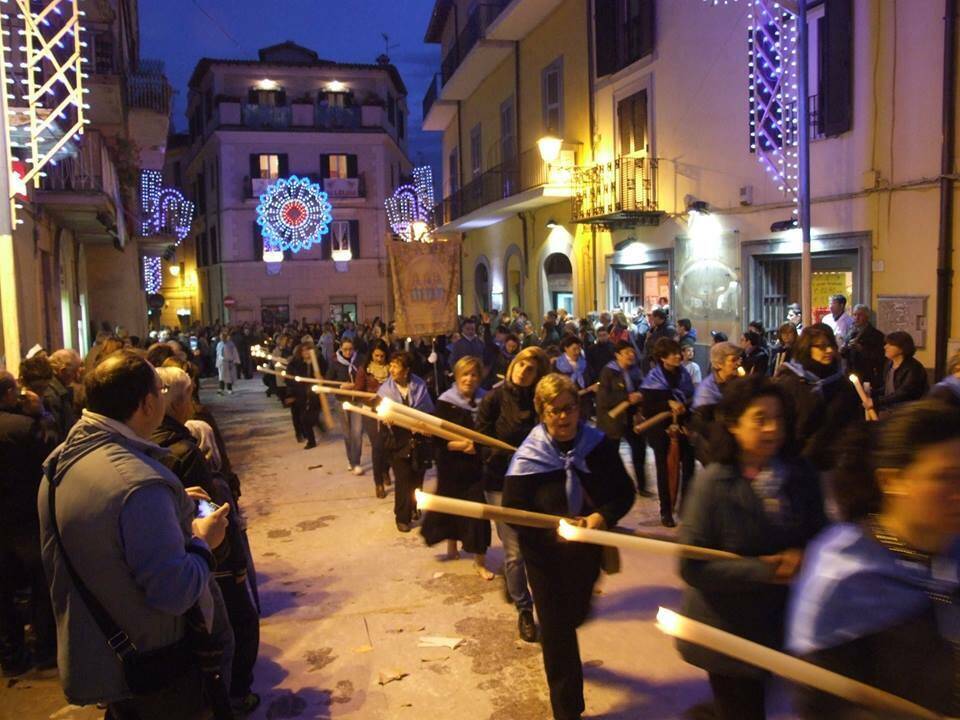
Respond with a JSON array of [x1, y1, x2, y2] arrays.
[[3, 291, 960, 720]]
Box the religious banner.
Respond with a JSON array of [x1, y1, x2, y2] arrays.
[[387, 239, 461, 337]]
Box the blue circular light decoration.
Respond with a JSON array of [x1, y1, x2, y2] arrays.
[[256, 175, 333, 253]]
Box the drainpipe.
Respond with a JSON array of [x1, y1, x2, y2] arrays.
[[586, 0, 598, 310], [518, 212, 529, 279], [936, 0, 957, 379]]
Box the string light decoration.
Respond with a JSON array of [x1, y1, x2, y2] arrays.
[[707, 0, 800, 211], [140, 170, 195, 243], [386, 165, 435, 242], [143, 256, 162, 294], [1, 1, 87, 195], [256, 175, 333, 254]]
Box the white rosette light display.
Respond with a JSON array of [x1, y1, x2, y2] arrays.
[[256, 175, 333, 254]]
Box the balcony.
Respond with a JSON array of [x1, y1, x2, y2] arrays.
[[34, 130, 128, 245], [434, 2, 512, 104], [484, 0, 567, 41], [571, 155, 662, 228], [434, 144, 579, 232], [241, 104, 292, 130], [315, 105, 361, 129], [243, 174, 366, 200], [422, 73, 457, 131], [127, 61, 173, 115], [127, 60, 173, 169]]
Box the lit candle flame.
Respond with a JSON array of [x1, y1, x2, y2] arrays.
[[849, 373, 859, 383], [414, 488, 425, 508], [656, 607, 681, 635], [342, 401, 354, 411], [737, 366, 746, 377], [557, 519, 578, 540]]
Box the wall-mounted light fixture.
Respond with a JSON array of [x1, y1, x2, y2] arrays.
[[537, 135, 563, 164]]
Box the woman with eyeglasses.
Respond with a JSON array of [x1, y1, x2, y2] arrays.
[[678, 376, 827, 720], [788, 400, 960, 719], [503, 373, 635, 720], [774, 323, 863, 471]]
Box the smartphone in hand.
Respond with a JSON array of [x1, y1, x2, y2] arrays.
[[196, 498, 221, 518]]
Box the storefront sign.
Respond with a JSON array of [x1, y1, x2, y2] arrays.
[[387, 239, 461, 337]]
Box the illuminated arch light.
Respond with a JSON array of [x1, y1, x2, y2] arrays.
[[386, 166, 435, 242], [256, 175, 333, 254], [140, 170, 195, 244], [143, 256, 162, 294]]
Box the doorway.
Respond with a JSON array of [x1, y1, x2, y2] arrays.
[[544, 252, 573, 313], [609, 265, 670, 317]]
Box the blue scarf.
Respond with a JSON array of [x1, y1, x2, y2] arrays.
[[692, 372, 723, 409], [780, 361, 845, 395], [788, 523, 960, 654], [933, 375, 960, 402], [438, 385, 487, 420], [377, 375, 435, 413], [336, 350, 358, 379], [641, 364, 695, 403], [605, 359, 641, 393], [506, 423, 605, 515], [556, 353, 587, 388]]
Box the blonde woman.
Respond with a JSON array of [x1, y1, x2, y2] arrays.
[[421, 356, 493, 580]]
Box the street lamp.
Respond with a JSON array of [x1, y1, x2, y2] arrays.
[[537, 135, 563, 164]]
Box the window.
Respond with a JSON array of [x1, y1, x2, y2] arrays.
[[617, 89, 648, 156], [324, 220, 360, 260], [449, 147, 460, 194], [387, 93, 396, 126], [196, 234, 206, 267], [500, 96, 516, 163], [320, 154, 358, 179], [541, 58, 563, 135], [397, 110, 405, 140], [251, 154, 283, 179], [84, 28, 115, 74], [470, 124, 482, 179], [325, 92, 347, 107], [594, 0, 655, 77], [251, 89, 282, 106], [815, 0, 853, 137], [209, 226, 219, 265], [252, 222, 263, 261], [195, 174, 206, 214]]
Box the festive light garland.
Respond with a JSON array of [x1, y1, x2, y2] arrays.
[[386, 165, 435, 242], [143, 255, 162, 294], [140, 170, 195, 243], [256, 175, 333, 254]]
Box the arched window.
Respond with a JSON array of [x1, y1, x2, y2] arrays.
[[474, 261, 490, 313], [544, 252, 573, 314]]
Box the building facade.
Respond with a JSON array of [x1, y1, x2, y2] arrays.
[[178, 42, 412, 327], [424, 0, 960, 372]]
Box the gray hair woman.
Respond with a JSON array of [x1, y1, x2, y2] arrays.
[[502, 373, 635, 720]]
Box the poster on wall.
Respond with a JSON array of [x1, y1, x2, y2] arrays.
[[387, 239, 461, 337], [811, 272, 852, 323], [877, 295, 928, 348]]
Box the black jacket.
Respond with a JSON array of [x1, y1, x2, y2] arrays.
[[643, 323, 677, 370], [842, 322, 885, 389], [875, 356, 929, 411], [586, 341, 614, 381], [742, 347, 770, 377], [679, 461, 827, 677], [475, 381, 538, 492], [596, 365, 639, 439], [0, 407, 57, 541]]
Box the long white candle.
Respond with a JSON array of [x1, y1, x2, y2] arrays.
[[655, 608, 945, 720], [415, 490, 562, 529], [313, 385, 378, 400], [379, 397, 517, 452], [557, 520, 742, 561], [849, 374, 879, 421]]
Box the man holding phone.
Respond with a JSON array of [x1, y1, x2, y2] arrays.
[[38, 352, 230, 719]]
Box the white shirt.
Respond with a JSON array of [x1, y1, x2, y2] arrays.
[[823, 311, 854, 346]]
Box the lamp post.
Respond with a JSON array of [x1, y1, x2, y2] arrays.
[[796, 0, 812, 327]]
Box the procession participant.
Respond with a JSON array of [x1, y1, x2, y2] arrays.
[[841, 304, 885, 389], [786, 303, 804, 334], [596, 341, 649, 496], [740, 331, 770, 376], [483, 333, 519, 389], [215, 330, 240, 396], [448, 318, 485, 368], [679, 376, 827, 720], [421, 356, 493, 580], [585, 326, 614, 380], [680, 340, 702, 386], [377, 351, 435, 533], [822, 294, 854, 348], [503, 373, 635, 720], [555, 335, 593, 417], [476, 346, 550, 643], [690, 342, 743, 465], [642, 337, 696, 527], [929, 350, 960, 408], [643, 308, 677, 372], [787, 399, 960, 719], [770, 322, 798, 377], [359, 340, 392, 496], [326, 337, 365, 474], [286, 340, 324, 449], [870, 331, 928, 413], [774, 324, 863, 471]]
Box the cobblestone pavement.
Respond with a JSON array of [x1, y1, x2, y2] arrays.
[[1, 378, 799, 720]]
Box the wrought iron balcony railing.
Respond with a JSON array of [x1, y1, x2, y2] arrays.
[[127, 59, 173, 115], [571, 155, 660, 225], [439, 1, 509, 85], [422, 73, 441, 122]]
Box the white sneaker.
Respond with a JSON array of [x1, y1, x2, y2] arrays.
[[346, 465, 354, 472], [353, 465, 364, 476], [227, 389, 234, 395]]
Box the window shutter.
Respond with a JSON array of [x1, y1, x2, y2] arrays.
[[247, 88, 257, 104], [249, 154, 260, 179], [348, 220, 360, 259], [632, 90, 648, 153], [277, 89, 287, 106], [617, 99, 631, 155], [821, 0, 853, 137], [638, 0, 656, 60], [346, 154, 358, 178], [278, 154, 289, 177], [321, 229, 332, 260], [595, 0, 618, 77], [320, 154, 330, 180], [253, 222, 263, 261]]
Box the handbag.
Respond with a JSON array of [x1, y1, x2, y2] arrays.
[[47, 481, 198, 697]]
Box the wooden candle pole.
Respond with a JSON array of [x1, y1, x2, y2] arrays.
[[378, 398, 517, 452], [416, 490, 563, 529]]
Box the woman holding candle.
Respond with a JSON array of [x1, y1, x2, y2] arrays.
[[774, 324, 862, 471], [867, 331, 929, 413], [326, 337, 365, 475], [360, 340, 391, 497], [377, 351, 435, 532], [641, 337, 697, 527], [503, 373, 635, 720], [787, 399, 960, 719], [678, 375, 827, 720], [421, 356, 494, 580], [476, 345, 551, 643]]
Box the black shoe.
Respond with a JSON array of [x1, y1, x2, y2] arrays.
[[518, 609, 539, 643], [295, 434, 304, 443], [412, 509, 422, 522], [375, 485, 386, 499], [637, 488, 655, 498], [661, 513, 676, 528], [396, 521, 412, 533], [384, 476, 392, 487], [304, 440, 317, 449]]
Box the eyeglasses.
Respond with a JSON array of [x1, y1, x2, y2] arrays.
[[160, 384, 170, 394], [811, 343, 833, 351], [545, 402, 578, 418]]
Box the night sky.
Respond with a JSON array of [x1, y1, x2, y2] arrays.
[[140, 0, 441, 169]]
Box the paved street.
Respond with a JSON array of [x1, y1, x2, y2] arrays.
[[2, 379, 801, 719]]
